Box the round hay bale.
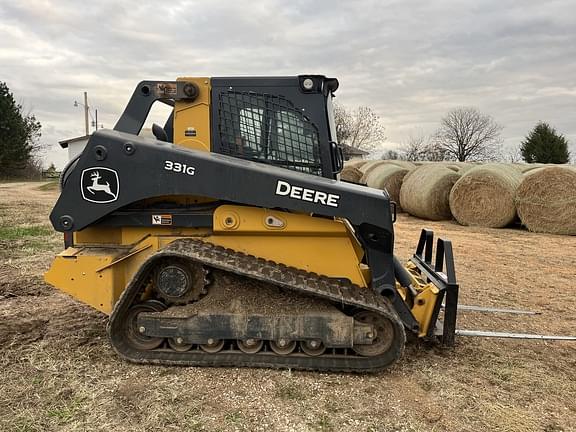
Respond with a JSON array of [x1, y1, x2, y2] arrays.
[[360, 160, 415, 183], [449, 164, 522, 228], [515, 166, 576, 235], [359, 160, 388, 175], [443, 164, 461, 172], [399, 165, 460, 220], [345, 159, 368, 169], [452, 162, 483, 174], [456, 165, 473, 174], [516, 163, 545, 173], [381, 160, 416, 170], [364, 164, 410, 211], [340, 166, 363, 183], [401, 161, 467, 172]]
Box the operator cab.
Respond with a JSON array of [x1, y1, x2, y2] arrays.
[[128, 76, 343, 179]]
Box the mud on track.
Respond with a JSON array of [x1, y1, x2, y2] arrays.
[[0, 182, 575, 432]]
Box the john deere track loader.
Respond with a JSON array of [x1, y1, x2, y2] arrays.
[[45, 76, 459, 372]]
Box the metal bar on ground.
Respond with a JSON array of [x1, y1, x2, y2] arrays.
[[443, 304, 541, 315], [456, 329, 576, 340]]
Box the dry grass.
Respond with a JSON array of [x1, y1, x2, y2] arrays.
[[36, 180, 59, 191], [0, 182, 575, 432]]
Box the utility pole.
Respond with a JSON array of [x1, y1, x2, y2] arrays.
[[83, 91, 89, 136], [75, 93, 102, 133]]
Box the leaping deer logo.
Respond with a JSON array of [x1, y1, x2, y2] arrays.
[[81, 167, 119, 203], [86, 171, 116, 198]]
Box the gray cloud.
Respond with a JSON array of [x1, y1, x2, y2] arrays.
[[1, 0, 574, 168]]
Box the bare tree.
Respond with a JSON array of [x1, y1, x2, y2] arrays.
[[433, 107, 503, 161], [380, 149, 402, 160], [504, 146, 523, 163], [334, 103, 386, 152], [402, 131, 448, 161]]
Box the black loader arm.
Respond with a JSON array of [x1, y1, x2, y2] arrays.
[[51, 130, 419, 331]]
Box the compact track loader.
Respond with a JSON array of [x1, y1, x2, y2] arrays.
[[46, 76, 459, 372]]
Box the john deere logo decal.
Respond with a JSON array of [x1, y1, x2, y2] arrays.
[[81, 167, 119, 203]]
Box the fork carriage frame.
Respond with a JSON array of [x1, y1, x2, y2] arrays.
[[410, 229, 459, 346]]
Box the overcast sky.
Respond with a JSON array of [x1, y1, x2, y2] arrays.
[[1, 0, 575, 168]]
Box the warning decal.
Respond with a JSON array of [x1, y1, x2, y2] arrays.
[[152, 214, 173, 225]]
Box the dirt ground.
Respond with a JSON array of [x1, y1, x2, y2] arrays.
[[0, 182, 575, 432]]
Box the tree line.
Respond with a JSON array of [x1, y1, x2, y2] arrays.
[[335, 104, 571, 164], [0, 82, 43, 178]]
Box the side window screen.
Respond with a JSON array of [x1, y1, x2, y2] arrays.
[[218, 91, 321, 175], [239, 108, 263, 155]]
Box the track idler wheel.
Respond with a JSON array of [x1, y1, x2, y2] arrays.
[[125, 300, 167, 351], [352, 311, 395, 357]]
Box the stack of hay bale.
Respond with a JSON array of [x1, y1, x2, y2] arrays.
[[341, 159, 576, 235]]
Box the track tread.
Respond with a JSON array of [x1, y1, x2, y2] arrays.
[[108, 239, 406, 372]]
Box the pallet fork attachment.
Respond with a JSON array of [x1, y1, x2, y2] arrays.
[[410, 229, 459, 346], [412, 231, 576, 344]]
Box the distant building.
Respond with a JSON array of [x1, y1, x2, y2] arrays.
[[59, 135, 90, 161], [59, 129, 154, 161], [340, 143, 369, 161]]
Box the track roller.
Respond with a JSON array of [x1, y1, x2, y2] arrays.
[[200, 338, 225, 353], [168, 337, 194, 352], [270, 339, 297, 355], [300, 339, 326, 356], [237, 338, 264, 354]]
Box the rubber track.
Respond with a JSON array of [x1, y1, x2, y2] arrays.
[[108, 239, 406, 372]]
